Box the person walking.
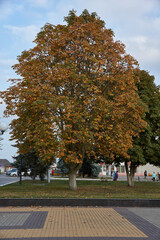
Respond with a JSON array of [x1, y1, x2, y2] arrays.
[[144, 170, 147, 179], [113, 171, 116, 181], [152, 172, 156, 181], [115, 171, 118, 181], [113, 171, 118, 181]]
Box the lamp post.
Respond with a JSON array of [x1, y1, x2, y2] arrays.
[[0, 122, 7, 153], [0, 122, 8, 135], [19, 158, 22, 185]]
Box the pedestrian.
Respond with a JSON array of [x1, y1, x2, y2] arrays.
[[144, 170, 147, 179], [113, 171, 116, 181], [115, 171, 118, 181], [152, 172, 156, 181], [113, 171, 118, 181]]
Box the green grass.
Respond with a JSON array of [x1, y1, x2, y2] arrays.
[[0, 180, 160, 199]]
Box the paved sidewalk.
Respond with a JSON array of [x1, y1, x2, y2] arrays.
[[0, 206, 159, 240]]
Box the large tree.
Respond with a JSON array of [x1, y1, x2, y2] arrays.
[[0, 10, 146, 190], [115, 70, 160, 186]]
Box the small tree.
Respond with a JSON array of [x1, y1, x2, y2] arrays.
[[79, 156, 101, 178], [12, 151, 50, 181], [57, 158, 69, 176]]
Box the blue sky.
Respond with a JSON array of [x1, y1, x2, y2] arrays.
[[0, 0, 160, 161]]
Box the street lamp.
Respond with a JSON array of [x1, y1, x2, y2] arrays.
[[0, 122, 8, 135]]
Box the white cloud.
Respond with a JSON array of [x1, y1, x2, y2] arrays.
[[0, 59, 16, 67], [77, 0, 160, 83], [4, 25, 40, 43], [0, 0, 24, 20], [27, 0, 50, 8], [153, 17, 160, 31], [0, 66, 18, 91], [131, 36, 147, 46]]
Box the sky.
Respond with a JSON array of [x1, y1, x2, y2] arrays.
[[0, 0, 160, 162]]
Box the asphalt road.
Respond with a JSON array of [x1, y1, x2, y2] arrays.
[[0, 173, 23, 186]]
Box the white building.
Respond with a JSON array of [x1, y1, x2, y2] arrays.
[[99, 162, 160, 177]]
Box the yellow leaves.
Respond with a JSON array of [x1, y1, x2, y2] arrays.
[[64, 151, 83, 164], [64, 112, 71, 119], [98, 68, 104, 74], [85, 46, 89, 51], [98, 135, 103, 140], [65, 124, 72, 129], [107, 124, 113, 130], [105, 136, 111, 140]]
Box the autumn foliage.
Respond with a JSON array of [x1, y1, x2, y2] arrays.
[[0, 10, 146, 189]]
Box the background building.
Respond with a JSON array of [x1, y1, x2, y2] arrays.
[[0, 159, 11, 173], [99, 162, 160, 177]]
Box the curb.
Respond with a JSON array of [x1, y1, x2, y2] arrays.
[[0, 198, 160, 207]]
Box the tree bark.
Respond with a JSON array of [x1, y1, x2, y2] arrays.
[[127, 173, 135, 187], [32, 173, 36, 181], [69, 170, 77, 190], [68, 163, 81, 190], [125, 161, 136, 187], [47, 168, 50, 183]]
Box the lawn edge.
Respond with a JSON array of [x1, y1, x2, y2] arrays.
[[0, 198, 160, 207]]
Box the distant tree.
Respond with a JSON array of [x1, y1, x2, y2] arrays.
[[12, 151, 51, 181], [91, 164, 101, 177], [57, 156, 101, 178], [115, 70, 160, 186], [57, 158, 69, 176], [0, 10, 146, 190], [79, 159, 101, 178]]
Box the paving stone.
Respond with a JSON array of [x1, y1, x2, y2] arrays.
[[0, 211, 48, 229], [128, 207, 160, 229], [0, 207, 159, 239], [0, 213, 30, 226]]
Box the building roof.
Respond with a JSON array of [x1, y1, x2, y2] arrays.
[[0, 159, 11, 167]]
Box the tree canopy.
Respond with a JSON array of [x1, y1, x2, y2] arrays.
[[114, 70, 160, 186], [0, 10, 146, 190]]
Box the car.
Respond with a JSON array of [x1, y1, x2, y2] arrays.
[[6, 168, 29, 177], [6, 168, 18, 177]]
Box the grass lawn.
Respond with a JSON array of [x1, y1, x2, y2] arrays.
[[0, 180, 160, 199]]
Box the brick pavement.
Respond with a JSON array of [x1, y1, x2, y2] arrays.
[[0, 206, 159, 240]]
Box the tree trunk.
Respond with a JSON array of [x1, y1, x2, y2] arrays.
[[127, 173, 135, 187], [47, 168, 50, 183], [69, 170, 77, 190], [32, 174, 36, 181], [68, 163, 81, 190], [125, 161, 136, 187]]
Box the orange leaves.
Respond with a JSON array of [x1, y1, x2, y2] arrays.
[[0, 10, 147, 167], [107, 125, 113, 130], [64, 151, 83, 164]]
